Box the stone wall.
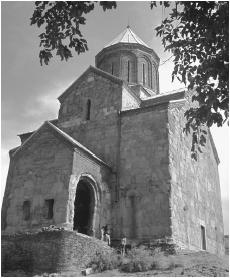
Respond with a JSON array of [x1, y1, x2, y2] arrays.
[[97, 52, 121, 78], [168, 100, 225, 256], [116, 103, 172, 240], [2, 230, 112, 275], [122, 87, 140, 111], [95, 44, 159, 92], [58, 70, 122, 169], [58, 70, 122, 124], [67, 151, 114, 238], [224, 235, 229, 255], [2, 125, 73, 234], [56, 71, 123, 239]]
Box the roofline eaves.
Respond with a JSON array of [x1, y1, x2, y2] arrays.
[[12, 122, 46, 157], [123, 83, 142, 104], [47, 122, 112, 169], [11, 121, 112, 169], [95, 43, 160, 64]]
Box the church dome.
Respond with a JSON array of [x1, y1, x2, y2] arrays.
[[95, 26, 160, 93]]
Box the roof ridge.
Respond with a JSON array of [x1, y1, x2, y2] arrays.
[[91, 66, 123, 83], [57, 65, 143, 111], [58, 65, 123, 102], [120, 28, 127, 43], [47, 121, 111, 168], [128, 27, 145, 45], [11, 121, 111, 168]]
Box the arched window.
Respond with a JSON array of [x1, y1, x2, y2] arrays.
[[127, 60, 130, 82], [86, 99, 91, 120], [150, 67, 153, 89]]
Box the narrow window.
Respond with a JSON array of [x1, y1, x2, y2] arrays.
[[45, 199, 54, 219], [201, 225, 206, 250], [127, 60, 130, 82], [86, 99, 91, 120], [23, 200, 30, 221], [111, 63, 114, 75], [150, 69, 153, 88], [142, 63, 145, 85]]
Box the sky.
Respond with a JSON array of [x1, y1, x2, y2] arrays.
[[1, 1, 229, 234]]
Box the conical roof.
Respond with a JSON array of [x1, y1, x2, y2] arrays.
[[104, 26, 149, 48]]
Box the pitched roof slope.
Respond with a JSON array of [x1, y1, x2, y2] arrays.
[[12, 121, 111, 168], [57, 65, 142, 104], [105, 26, 149, 48], [58, 65, 123, 102]]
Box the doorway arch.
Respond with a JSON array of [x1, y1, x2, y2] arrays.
[[73, 176, 98, 236]]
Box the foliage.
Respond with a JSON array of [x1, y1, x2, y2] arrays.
[[86, 246, 182, 274], [119, 246, 155, 272], [30, 1, 116, 65], [152, 253, 177, 270], [86, 251, 120, 272], [151, 1, 229, 159], [31, 1, 229, 158]]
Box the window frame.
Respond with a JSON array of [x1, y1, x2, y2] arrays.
[[201, 225, 207, 250], [142, 63, 145, 85], [23, 200, 31, 221], [86, 99, 91, 121]]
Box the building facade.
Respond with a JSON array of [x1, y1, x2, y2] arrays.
[[2, 27, 224, 256]]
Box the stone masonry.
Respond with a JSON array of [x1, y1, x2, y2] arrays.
[[2, 26, 224, 256]]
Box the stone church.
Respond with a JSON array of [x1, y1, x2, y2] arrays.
[[2, 27, 224, 255]]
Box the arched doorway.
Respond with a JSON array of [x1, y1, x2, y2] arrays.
[[73, 179, 95, 235]]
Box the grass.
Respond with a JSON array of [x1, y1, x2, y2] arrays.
[[86, 246, 181, 274], [86, 250, 121, 272], [3, 250, 229, 276]]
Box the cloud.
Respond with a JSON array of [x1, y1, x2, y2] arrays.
[[1, 148, 10, 203], [159, 61, 182, 93], [23, 89, 60, 119]]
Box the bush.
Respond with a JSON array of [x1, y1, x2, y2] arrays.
[[86, 251, 120, 272], [154, 254, 176, 270], [87, 246, 180, 274], [119, 246, 155, 273]]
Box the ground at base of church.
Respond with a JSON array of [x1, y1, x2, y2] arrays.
[[90, 253, 229, 277], [2, 251, 229, 277]]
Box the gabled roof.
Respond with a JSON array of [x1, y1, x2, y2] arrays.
[[58, 65, 123, 103], [104, 26, 149, 48], [12, 121, 111, 168], [58, 65, 142, 104]]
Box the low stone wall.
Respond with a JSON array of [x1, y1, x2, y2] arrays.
[[2, 230, 111, 275]]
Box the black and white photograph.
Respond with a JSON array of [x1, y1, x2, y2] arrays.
[[1, 1, 229, 276]]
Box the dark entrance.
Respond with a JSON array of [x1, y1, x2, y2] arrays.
[[73, 179, 95, 235]]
